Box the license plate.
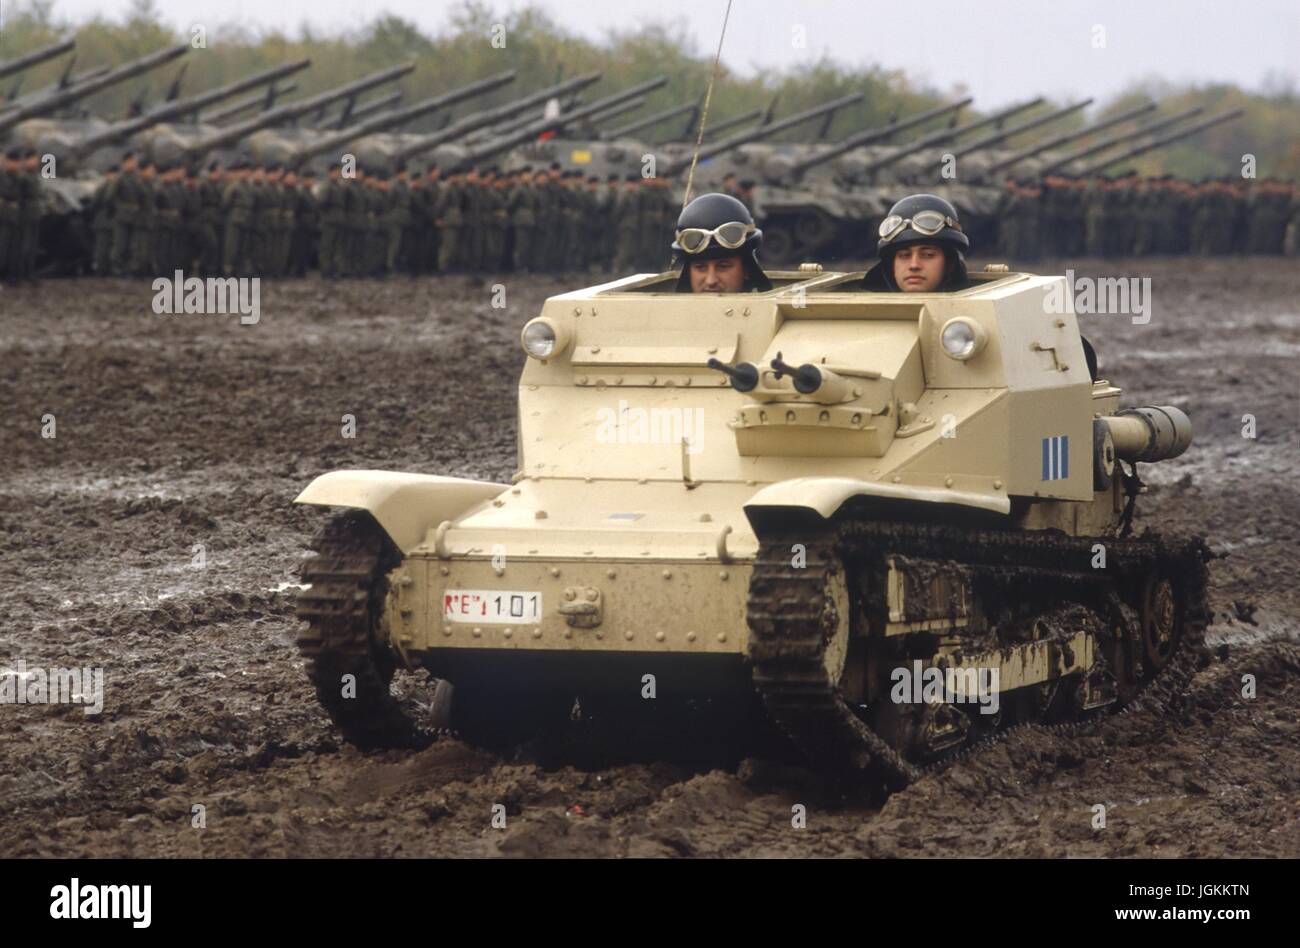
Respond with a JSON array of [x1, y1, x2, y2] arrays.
[[443, 590, 543, 625]]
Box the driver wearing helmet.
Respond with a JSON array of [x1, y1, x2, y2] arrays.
[[671, 192, 773, 293], [862, 193, 970, 292]]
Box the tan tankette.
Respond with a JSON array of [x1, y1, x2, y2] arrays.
[[294, 264, 1206, 788]]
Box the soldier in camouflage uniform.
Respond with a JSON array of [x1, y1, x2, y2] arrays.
[[0, 152, 19, 279], [484, 168, 509, 271], [290, 171, 318, 276], [129, 161, 160, 276], [384, 167, 411, 275], [192, 163, 223, 276], [6, 151, 42, 281], [317, 166, 346, 279], [435, 169, 465, 273], [90, 166, 118, 275], [613, 174, 642, 272]]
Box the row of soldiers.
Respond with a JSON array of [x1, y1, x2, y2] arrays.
[[997, 174, 1300, 261], [77, 155, 680, 280], [5, 154, 1300, 281]]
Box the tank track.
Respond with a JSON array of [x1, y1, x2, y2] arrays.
[[295, 511, 432, 749], [746, 518, 1211, 791]]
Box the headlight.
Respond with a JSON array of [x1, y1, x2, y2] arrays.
[[521, 318, 568, 360], [940, 317, 987, 361]]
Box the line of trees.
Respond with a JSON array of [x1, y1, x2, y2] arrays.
[[3, 0, 1296, 179]]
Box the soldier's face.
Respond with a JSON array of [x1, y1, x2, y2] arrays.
[[689, 255, 745, 293], [892, 243, 946, 292]]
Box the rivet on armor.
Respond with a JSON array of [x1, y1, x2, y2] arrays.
[[655, 631, 666, 642], [719, 571, 729, 581], [535, 510, 548, 519], [662, 570, 672, 580], [585, 587, 598, 601], [442, 626, 453, 636], [716, 632, 727, 643], [503, 628, 513, 639], [564, 588, 575, 601], [550, 567, 561, 577], [624, 631, 634, 641], [945, 477, 954, 487], [687, 631, 697, 642], [472, 627, 482, 638], [439, 566, 450, 576], [532, 628, 542, 639]]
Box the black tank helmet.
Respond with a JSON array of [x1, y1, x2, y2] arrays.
[[863, 192, 970, 291], [672, 192, 773, 292]]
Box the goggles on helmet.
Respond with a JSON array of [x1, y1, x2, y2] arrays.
[[675, 221, 756, 254], [878, 209, 962, 244]]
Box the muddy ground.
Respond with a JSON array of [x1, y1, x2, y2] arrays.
[[1, 258, 1297, 858]]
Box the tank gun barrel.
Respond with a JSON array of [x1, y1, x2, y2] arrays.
[[692, 108, 764, 141], [0, 43, 190, 134], [1071, 108, 1245, 177], [603, 101, 698, 141], [976, 101, 1158, 181], [393, 71, 602, 164], [787, 97, 973, 177], [287, 70, 516, 167], [73, 58, 312, 156], [1036, 105, 1203, 175], [581, 96, 647, 131], [948, 98, 1092, 160], [182, 62, 415, 157], [855, 97, 1045, 178], [442, 76, 668, 171], [663, 92, 865, 177], [0, 39, 76, 81], [201, 83, 297, 124]]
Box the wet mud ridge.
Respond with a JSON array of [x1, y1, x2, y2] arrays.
[[1, 261, 1297, 857]]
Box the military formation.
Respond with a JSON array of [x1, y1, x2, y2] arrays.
[[997, 174, 1300, 260], [1, 151, 680, 280], [3, 145, 1300, 281]]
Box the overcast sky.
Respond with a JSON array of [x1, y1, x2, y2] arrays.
[[14, 0, 1299, 108]]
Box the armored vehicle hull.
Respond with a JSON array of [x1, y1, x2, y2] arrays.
[[295, 267, 1208, 789]]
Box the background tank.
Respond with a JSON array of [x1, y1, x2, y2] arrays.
[[292, 263, 1209, 791]]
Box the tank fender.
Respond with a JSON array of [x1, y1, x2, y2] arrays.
[[294, 470, 506, 553], [743, 476, 1011, 526]]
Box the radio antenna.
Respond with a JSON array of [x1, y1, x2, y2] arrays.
[[681, 0, 734, 207]]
